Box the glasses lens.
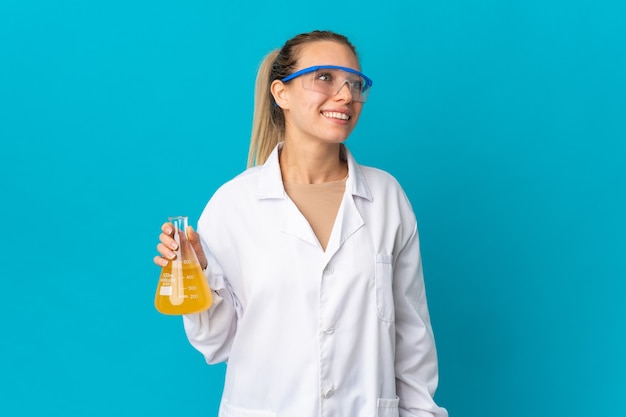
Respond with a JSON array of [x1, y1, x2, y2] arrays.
[[303, 68, 370, 103]]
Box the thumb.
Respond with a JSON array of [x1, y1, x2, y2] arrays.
[[186, 226, 208, 269]]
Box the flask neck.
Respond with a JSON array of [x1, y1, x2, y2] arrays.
[[168, 216, 189, 233]]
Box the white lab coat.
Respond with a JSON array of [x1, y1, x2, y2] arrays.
[[183, 143, 448, 417]]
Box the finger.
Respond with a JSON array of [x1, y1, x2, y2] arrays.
[[157, 242, 177, 260], [159, 232, 178, 251], [153, 255, 169, 267], [161, 222, 174, 236]]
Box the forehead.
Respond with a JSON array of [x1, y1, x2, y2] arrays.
[[295, 41, 360, 71]]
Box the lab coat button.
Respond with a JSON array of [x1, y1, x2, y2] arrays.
[[324, 328, 335, 334], [323, 387, 334, 398], [323, 266, 334, 275]]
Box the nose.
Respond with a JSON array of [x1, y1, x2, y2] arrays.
[[334, 81, 353, 103]]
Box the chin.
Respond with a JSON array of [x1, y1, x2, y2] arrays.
[[323, 130, 354, 143], [322, 136, 349, 144]]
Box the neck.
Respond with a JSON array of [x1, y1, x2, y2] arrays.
[[279, 140, 347, 184]]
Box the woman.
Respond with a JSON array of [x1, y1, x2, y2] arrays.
[[155, 30, 448, 417]]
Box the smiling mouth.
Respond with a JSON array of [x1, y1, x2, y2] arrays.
[[321, 111, 350, 121]]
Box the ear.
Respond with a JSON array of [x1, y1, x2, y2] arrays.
[[271, 79, 290, 110]]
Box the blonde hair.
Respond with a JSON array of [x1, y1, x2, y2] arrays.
[[247, 30, 358, 168]]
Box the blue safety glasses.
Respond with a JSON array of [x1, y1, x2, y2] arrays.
[[281, 65, 373, 103]]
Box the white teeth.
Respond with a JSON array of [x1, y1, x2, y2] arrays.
[[322, 111, 350, 120]]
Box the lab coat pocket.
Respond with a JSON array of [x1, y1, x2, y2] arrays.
[[376, 396, 400, 417], [375, 254, 395, 323], [220, 401, 276, 417]]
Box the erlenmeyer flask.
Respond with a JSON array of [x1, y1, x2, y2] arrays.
[[155, 216, 213, 315]]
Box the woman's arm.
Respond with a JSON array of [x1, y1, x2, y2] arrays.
[[182, 241, 241, 364], [393, 224, 448, 417]]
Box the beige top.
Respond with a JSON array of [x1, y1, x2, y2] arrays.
[[283, 178, 346, 251]]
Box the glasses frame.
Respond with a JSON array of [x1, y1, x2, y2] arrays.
[[281, 65, 373, 102]]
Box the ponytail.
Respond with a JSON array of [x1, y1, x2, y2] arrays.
[[247, 50, 283, 168]]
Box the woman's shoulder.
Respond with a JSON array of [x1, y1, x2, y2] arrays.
[[354, 162, 417, 219], [357, 163, 405, 193], [209, 165, 264, 203], [198, 165, 265, 228]]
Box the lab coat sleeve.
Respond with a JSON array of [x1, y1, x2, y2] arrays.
[[182, 244, 241, 365], [394, 224, 448, 417]]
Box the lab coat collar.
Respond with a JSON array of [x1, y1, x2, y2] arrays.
[[255, 142, 373, 202]]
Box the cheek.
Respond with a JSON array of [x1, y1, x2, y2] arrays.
[[301, 99, 328, 122], [284, 99, 320, 129]]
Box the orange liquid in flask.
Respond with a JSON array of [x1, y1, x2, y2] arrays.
[[154, 216, 213, 315]]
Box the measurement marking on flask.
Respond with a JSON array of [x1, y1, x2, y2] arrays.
[[159, 286, 172, 296]]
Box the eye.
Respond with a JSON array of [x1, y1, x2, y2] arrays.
[[316, 72, 333, 82], [348, 79, 364, 91]]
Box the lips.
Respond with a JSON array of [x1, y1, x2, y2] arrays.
[[321, 111, 351, 121]]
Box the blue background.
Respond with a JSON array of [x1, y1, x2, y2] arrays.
[[1, 0, 624, 416]]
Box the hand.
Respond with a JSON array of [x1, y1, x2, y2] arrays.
[[154, 222, 208, 269]]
